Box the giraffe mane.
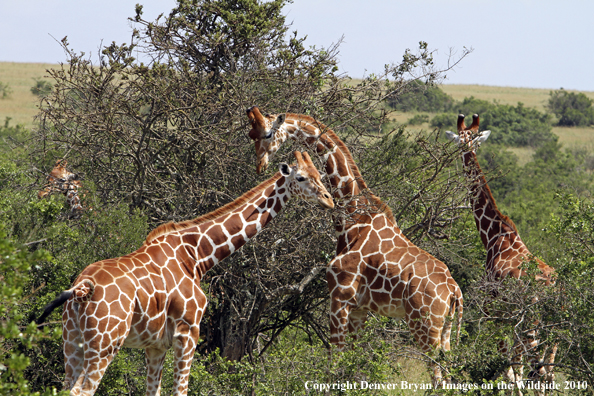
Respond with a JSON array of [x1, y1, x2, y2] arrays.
[[285, 113, 396, 224], [145, 173, 283, 244], [471, 154, 520, 235]]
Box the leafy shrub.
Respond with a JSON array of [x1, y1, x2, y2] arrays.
[[547, 89, 594, 126], [0, 231, 65, 396], [432, 97, 556, 148], [406, 114, 429, 125], [0, 81, 11, 99], [387, 80, 455, 112], [30, 79, 53, 98]]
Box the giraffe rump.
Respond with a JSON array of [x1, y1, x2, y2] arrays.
[[35, 280, 95, 325]]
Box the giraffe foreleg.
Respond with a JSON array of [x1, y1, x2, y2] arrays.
[[172, 324, 200, 396], [329, 299, 353, 352], [145, 347, 168, 396]]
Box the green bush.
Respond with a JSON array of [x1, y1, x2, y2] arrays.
[[30, 79, 53, 98], [387, 80, 455, 112], [406, 114, 429, 125], [432, 97, 556, 148], [547, 89, 594, 126], [0, 81, 11, 99], [0, 231, 66, 396]]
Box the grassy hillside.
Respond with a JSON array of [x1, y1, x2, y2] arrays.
[[441, 84, 594, 113], [1, 61, 594, 155], [0, 62, 55, 127], [441, 84, 594, 157]]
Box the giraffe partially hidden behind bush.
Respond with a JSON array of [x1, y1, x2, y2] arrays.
[[36, 151, 334, 396], [247, 106, 463, 388], [38, 159, 84, 217], [446, 114, 556, 390]]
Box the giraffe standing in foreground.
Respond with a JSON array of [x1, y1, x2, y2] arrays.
[[37, 152, 334, 396], [38, 159, 84, 217], [446, 114, 556, 389], [247, 107, 463, 387]]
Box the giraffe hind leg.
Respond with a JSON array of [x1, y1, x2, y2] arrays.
[[63, 338, 84, 391], [62, 301, 84, 391]]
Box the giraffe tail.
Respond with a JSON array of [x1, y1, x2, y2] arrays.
[[35, 280, 95, 325]]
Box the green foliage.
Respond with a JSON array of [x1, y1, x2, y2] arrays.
[[387, 80, 455, 112], [0, 117, 29, 152], [0, 152, 150, 392], [433, 97, 556, 148], [0, 81, 11, 99], [30, 79, 53, 98], [406, 113, 429, 125], [0, 232, 65, 396], [548, 89, 594, 126], [545, 194, 594, 389]]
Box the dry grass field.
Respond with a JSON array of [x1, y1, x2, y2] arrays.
[[0, 62, 55, 127], [441, 84, 594, 113]]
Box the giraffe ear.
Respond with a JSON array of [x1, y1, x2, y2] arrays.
[[275, 114, 286, 126], [279, 163, 292, 177], [445, 131, 460, 143], [475, 130, 491, 144]]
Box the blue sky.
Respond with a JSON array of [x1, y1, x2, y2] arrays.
[[1, 0, 593, 91]]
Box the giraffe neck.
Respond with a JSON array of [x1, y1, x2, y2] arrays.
[[146, 172, 292, 277], [462, 151, 521, 252], [65, 182, 83, 213], [282, 114, 366, 199], [282, 115, 394, 252]]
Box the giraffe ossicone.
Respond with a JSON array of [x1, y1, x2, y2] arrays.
[[446, 113, 557, 390], [247, 106, 463, 388], [36, 151, 333, 396]]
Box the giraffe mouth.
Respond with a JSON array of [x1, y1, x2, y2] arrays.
[[318, 193, 334, 209], [256, 154, 269, 174]]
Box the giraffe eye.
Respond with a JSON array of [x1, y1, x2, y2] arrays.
[[295, 176, 306, 182], [264, 130, 274, 139]]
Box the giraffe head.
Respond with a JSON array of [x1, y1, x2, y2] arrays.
[[38, 160, 81, 199], [247, 106, 287, 173], [445, 114, 491, 152], [281, 151, 334, 209], [38, 160, 83, 214]]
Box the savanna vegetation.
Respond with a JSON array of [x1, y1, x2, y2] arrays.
[[1, 0, 594, 394]]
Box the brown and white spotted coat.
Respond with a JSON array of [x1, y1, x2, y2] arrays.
[[38, 159, 84, 216], [446, 114, 556, 389], [37, 152, 333, 396], [247, 107, 463, 387]]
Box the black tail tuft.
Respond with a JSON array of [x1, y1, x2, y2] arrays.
[[35, 290, 73, 326]]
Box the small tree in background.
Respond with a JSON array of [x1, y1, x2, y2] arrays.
[[0, 81, 11, 99], [548, 89, 594, 126], [30, 79, 53, 98]]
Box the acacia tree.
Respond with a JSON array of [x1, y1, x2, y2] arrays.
[[33, 0, 471, 367]]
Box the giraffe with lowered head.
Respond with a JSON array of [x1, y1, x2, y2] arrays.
[[247, 106, 463, 387], [446, 114, 556, 388], [38, 159, 84, 216], [36, 151, 333, 396]]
